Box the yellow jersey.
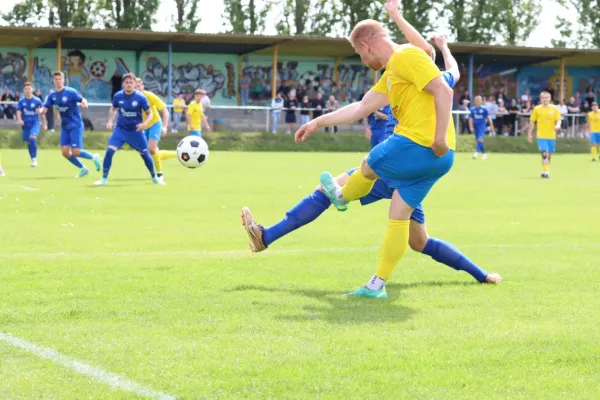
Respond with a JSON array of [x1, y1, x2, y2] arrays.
[[142, 90, 166, 127], [588, 110, 600, 133], [372, 44, 455, 150], [173, 98, 185, 114], [530, 104, 560, 139], [187, 101, 204, 131]]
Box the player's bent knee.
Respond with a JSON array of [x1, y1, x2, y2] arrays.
[[360, 158, 377, 180], [541, 151, 548, 159], [61, 149, 71, 157], [409, 222, 429, 252]]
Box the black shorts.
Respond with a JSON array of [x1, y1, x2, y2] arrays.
[[285, 113, 296, 123]]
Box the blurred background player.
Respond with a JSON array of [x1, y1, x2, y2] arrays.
[[587, 101, 600, 161], [171, 93, 186, 133], [134, 78, 171, 181], [187, 89, 212, 137], [38, 72, 101, 178], [16, 82, 45, 167], [469, 95, 494, 160], [528, 91, 561, 178], [365, 104, 390, 148], [96, 73, 161, 186]]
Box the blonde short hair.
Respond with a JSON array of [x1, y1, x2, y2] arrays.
[[348, 20, 388, 48]]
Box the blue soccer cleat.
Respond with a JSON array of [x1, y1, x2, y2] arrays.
[[76, 168, 90, 178], [345, 286, 388, 299], [92, 154, 102, 171], [319, 171, 347, 212]]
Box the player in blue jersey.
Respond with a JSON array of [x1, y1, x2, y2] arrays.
[[365, 105, 391, 148], [38, 71, 101, 178], [94, 73, 163, 186], [469, 95, 495, 160], [16, 82, 45, 167], [241, 30, 501, 285]]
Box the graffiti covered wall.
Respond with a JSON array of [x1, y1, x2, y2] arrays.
[[518, 66, 600, 101]]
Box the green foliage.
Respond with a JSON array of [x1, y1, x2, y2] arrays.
[[172, 0, 200, 32], [442, 0, 501, 43], [97, 0, 159, 30], [2, 0, 95, 28], [556, 0, 600, 49], [276, 0, 341, 36], [386, 0, 436, 40], [494, 0, 541, 45], [222, 0, 273, 34]]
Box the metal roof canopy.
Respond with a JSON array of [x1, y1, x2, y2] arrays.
[[1, 26, 599, 65]]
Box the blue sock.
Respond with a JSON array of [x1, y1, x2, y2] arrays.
[[102, 148, 116, 179], [67, 156, 84, 169], [480, 141, 486, 153], [263, 190, 331, 246], [139, 150, 156, 177], [422, 238, 488, 283], [79, 149, 94, 159], [27, 138, 37, 159], [475, 141, 481, 152]]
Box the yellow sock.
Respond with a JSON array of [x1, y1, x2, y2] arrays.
[[159, 150, 178, 160], [592, 146, 598, 160], [543, 164, 550, 173], [152, 152, 162, 173], [341, 167, 376, 201], [374, 220, 410, 281]]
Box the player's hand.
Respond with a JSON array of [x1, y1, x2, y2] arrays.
[[42, 124, 47, 132], [107, 122, 113, 131], [295, 120, 319, 143], [205, 125, 212, 132], [18, 120, 24, 126], [385, 0, 399, 14], [527, 134, 533, 143], [36, 108, 44, 115], [80, 100, 88, 109], [161, 126, 167, 137], [136, 123, 148, 132], [432, 139, 450, 157], [365, 127, 372, 139], [431, 34, 448, 48]]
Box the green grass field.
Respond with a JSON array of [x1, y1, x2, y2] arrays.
[[1, 149, 599, 399]]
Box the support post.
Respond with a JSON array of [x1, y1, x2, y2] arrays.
[[28, 48, 34, 82], [559, 57, 565, 102], [56, 37, 62, 72], [468, 54, 474, 103], [167, 41, 173, 105], [135, 50, 141, 77], [334, 57, 340, 85], [237, 55, 242, 106], [271, 46, 278, 99]]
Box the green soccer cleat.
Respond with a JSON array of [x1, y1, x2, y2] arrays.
[[92, 154, 102, 171], [345, 285, 388, 299], [319, 171, 347, 212], [93, 177, 108, 186], [76, 168, 90, 178]]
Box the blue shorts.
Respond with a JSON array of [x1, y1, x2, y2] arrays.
[[60, 123, 84, 148], [537, 138, 556, 154], [188, 130, 202, 137], [590, 133, 600, 145], [347, 167, 425, 224], [367, 134, 454, 209], [109, 128, 149, 152], [144, 121, 163, 142], [370, 130, 387, 149], [22, 122, 40, 141], [474, 129, 486, 140]]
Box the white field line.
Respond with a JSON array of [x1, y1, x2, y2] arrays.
[[1, 243, 599, 259], [0, 332, 176, 400], [0, 185, 40, 191]]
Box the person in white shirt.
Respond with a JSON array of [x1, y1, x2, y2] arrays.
[[271, 92, 284, 134], [199, 89, 211, 111], [557, 98, 568, 137]]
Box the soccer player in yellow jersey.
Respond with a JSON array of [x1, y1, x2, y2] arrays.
[[587, 101, 600, 161], [134, 78, 175, 181], [294, 15, 457, 298], [528, 91, 561, 178], [187, 89, 212, 136]]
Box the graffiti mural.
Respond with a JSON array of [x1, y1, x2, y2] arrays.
[[518, 66, 600, 101], [453, 63, 518, 104], [0, 50, 28, 94]]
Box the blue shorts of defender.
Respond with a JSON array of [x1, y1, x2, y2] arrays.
[[347, 168, 425, 224], [590, 133, 600, 145], [144, 121, 163, 142], [370, 131, 387, 149], [22, 122, 40, 141], [367, 134, 454, 209], [60, 122, 84, 148], [188, 130, 202, 137], [537, 138, 556, 153], [109, 128, 149, 152], [474, 129, 486, 140]]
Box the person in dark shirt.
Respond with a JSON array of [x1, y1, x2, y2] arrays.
[[505, 98, 519, 136], [110, 70, 123, 99], [300, 95, 311, 126], [284, 93, 298, 134], [311, 92, 325, 119], [1, 88, 16, 119]]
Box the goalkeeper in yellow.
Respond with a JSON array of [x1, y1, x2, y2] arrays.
[[134, 78, 176, 182]]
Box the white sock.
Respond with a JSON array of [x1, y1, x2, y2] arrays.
[[334, 188, 348, 204], [366, 275, 386, 291]]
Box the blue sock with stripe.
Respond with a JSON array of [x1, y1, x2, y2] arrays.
[[67, 156, 83, 169], [78, 150, 94, 160], [27, 138, 37, 159], [422, 238, 488, 283], [263, 190, 331, 246], [102, 148, 115, 179]]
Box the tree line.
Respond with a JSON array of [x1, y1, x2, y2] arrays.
[[3, 0, 598, 48]]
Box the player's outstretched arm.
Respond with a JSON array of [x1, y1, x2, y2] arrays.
[[107, 106, 117, 130], [16, 109, 24, 126], [468, 116, 474, 133], [433, 34, 459, 82], [487, 116, 495, 133], [385, 0, 432, 57], [423, 76, 453, 155], [137, 108, 153, 132], [202, 115, 212, 132]]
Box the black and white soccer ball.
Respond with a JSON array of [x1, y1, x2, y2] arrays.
[[177, 136, 209, 168]]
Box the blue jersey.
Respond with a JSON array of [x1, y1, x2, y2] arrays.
[[112, 90, 150, 132], [470, 107, 489, 134], [369, 105, 390, 134], [17, 96, 43, 128], [44, 87, 83, 130]]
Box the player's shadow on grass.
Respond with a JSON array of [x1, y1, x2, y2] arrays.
[[230, 284, 417, 325]]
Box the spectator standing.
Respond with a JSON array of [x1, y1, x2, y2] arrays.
[[1, 88, 15, 119], [484, 96, 498, 135], [581, 101, 591, 137], [271, 92, 284, 134], [110, 70, 123, 99], [199, 89, 211, 111], [505, 98, 520, 136], [457, 98, 470, 134], [311, 92, 325, 120], [585, 87, 595, 105], [283, 92, 298, 134], [557, 99, 568, 137], [300, 95, 311, 126], [325, 95, 339, 133], [172, 93, 186, 133], [496, 99, 508, 135], [567, 96, 580, 138], [239, 74, 251, 106], [459, 89, 470, 105], [521, 89, 532, 103]]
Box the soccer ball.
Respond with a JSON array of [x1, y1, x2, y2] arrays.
[[177, 136, 209, 168]]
